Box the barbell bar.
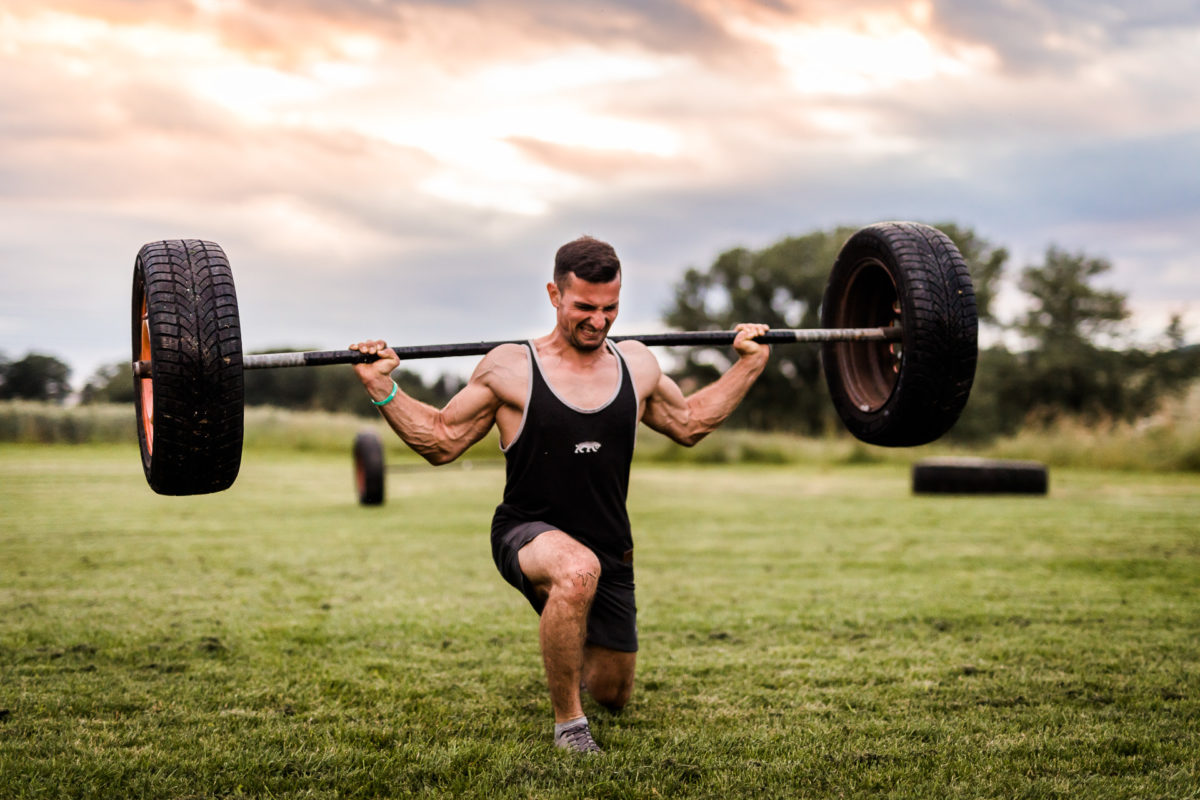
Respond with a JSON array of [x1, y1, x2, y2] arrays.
[[131, 326, 903, 379], [132, 221, 978, 496]]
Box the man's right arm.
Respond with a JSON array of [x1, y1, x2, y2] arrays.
[[350, 339, 504, 465], [634, 323, 770, 447]]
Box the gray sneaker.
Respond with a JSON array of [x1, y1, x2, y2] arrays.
[[554, 720, 603, 754]]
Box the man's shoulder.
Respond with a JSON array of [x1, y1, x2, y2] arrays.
[[470, 342, 529, 400], [615, 338, 659, 366], [615, 339, 663, 396], [476, 342, 530, 378], [485, 341, 530, 364]]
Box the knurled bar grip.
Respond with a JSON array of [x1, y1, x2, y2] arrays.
[[238, 327, 903, 370]]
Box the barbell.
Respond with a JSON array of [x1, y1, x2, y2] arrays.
[[131, 221, 978, 496]]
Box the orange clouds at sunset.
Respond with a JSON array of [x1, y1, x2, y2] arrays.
[[2, 1, 1197, 379]]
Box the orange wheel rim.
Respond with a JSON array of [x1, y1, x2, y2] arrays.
[[139, 295, 154, 455]]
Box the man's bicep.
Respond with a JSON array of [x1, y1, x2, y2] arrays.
[[641, 372, 692, 442], [441, 379, 500, 426], [442, 345, 527, 435]]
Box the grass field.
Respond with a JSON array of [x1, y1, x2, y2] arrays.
[[2, 444, 1198, 799]]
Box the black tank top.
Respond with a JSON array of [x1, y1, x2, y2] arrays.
[[491, 340, 638, 564]]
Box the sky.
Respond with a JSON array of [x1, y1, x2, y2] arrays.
[[2, 0, 1198, 387]]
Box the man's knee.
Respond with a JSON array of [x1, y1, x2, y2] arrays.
[[550, 549, 602, 608], [520, 532, 602, 608], [583, 648, 636, 711], [589, 677, 633, 712]]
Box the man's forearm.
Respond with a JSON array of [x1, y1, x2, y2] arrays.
[[362, 375, 457, 465], [680, 353, 768, 444]]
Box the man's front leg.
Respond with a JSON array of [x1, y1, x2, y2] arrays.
[[518, 531, 601, 723]]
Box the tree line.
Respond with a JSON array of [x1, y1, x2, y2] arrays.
[[663, 224, 1199, 440], [7, 222, 1198, 442], [26, 358, 464, 418]]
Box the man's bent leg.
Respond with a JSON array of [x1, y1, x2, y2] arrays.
[[582, 645, 636, 711], [517, 531, 601, 724]]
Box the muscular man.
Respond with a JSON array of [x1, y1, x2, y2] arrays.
[[350, 236, 769, 754]]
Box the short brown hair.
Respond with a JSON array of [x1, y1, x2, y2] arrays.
[[554, 236, 620, 287]]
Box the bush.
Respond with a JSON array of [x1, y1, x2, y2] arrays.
[[0, 401, 134, 443], [4, 383, 1199, 471], [982, 382, 1200, 472]]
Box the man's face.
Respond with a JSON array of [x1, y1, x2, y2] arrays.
[[549, 272, 621, 351]]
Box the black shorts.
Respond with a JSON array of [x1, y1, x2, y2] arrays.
[[491, 520, 638, 652]]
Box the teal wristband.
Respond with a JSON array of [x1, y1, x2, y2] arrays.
[[371, 380, 399, 407]]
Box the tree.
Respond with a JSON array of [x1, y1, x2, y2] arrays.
[[665, 229, 843, 432], [662, 223, 1007, 432], [1008, 248, 1133, 420], [80, 362, 135, 404], [1142, 315, 1200, 401], [967, 247, 1200, 427], [0, 353, 72, 403], [1017, 248, 1129, 349]]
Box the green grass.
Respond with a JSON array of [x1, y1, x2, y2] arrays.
[[2, 444, 1198, 799]]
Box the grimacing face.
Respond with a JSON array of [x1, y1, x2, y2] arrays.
[[549, 272, 621, 351]]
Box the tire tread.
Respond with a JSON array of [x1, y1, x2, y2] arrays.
[[133, 240, 244, 495]]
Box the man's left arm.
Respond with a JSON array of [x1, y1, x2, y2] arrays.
[[639, 323, 770, 447]]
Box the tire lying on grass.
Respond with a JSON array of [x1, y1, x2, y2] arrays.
[[912, 457, 1049, 495], [354, 431, 386, 505]]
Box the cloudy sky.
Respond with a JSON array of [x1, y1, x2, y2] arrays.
[[2, 0, 1198, 385]]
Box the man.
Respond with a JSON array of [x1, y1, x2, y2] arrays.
[[350, 236, 769, 754]]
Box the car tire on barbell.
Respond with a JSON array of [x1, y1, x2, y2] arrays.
[[820, 221, 978, 447], [912, 457, 1049, 495], [354, 430, 386, 505], [132, 240, 244, 495]]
